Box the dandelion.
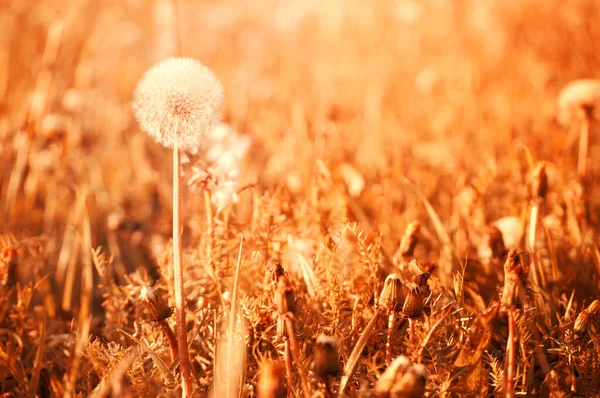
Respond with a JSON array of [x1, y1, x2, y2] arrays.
[[133, 57, 223, 150], [185, 123, 250, 212], [133, 57, 224, 397], [557, 79, 600, 176]]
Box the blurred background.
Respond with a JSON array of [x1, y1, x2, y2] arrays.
[[3, 0, 600, 304]]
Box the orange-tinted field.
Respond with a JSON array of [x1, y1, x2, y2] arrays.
[[1, 0, 600, 396]]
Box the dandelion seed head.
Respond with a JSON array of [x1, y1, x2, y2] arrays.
[[133, 57, 224, 150], [557, 78, 600, 126]]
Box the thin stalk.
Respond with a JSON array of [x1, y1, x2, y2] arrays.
[[284, 339, 293, 394], [385, 311, 397, 364], [578, 113, 589, 177], [204, 190, 213, 261], [527, 202, 542, 287], [285, 316, 311, 398], [158, 320, 179, 363], [505, 310, 516, 398], [173, 147, 192, 396]]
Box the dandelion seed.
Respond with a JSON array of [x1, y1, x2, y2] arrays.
[[133, 57, 224, 150]]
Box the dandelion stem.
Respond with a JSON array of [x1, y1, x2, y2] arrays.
[[505, 310, 516, 398], [204, 190, 213, 261], [173, 146, 192, 396], [578, 112, 589, 177], [385, 312, 397, 364], [285, 316, 311, 398], [158, 320, 179, 363]]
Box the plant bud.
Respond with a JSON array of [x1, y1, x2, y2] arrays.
[[379, 274, 403, 312], [140, 286, 172, 322], [257, 360, 287, 398], [574, 300, 600, 334], [314, 335, 341, 378]]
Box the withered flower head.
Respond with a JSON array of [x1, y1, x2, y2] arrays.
[[399, 221, 421, 257], [488, 225, 507, 259], [500, 250, 527, 308], [376, 355, 412, 397], [257, 360, 287, 398], [379, 274, 403, 312], [531, 161, 548, 200], [376, 356, 427, 398], [573, 300, 600, 334], [133, 57, 224, 150], [140, 286, 172, 322], [314, 334, 341, 378], [403, 274, 430, 319], [268, 260, 287, 286]]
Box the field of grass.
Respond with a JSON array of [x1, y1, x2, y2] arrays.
[[2, 0, 600, 396]]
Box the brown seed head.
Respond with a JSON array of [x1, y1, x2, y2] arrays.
[[314, 334, 341, 378], [573, 300, 600, 334], [379, 274, 404, 312], [140, 286, 173, 322], [133, 57, 224, 150], [399, 221, 421, 257], [257, 360, 287, 398]]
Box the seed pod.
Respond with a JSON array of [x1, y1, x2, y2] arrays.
[[379, 274, 403, 312], [314, 335, 341, 378], [531, 162, 548, 200], [257, 360, 287, 398], [402, 273, 430, 319], [402, 286, 423, 319], [488, 225, 507, 259], [399, 221, 421, 257], [140, 286, 173, 322], [574, 300, 600, 334]]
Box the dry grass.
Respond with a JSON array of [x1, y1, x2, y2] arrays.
[[2, 0, 600, 396]]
